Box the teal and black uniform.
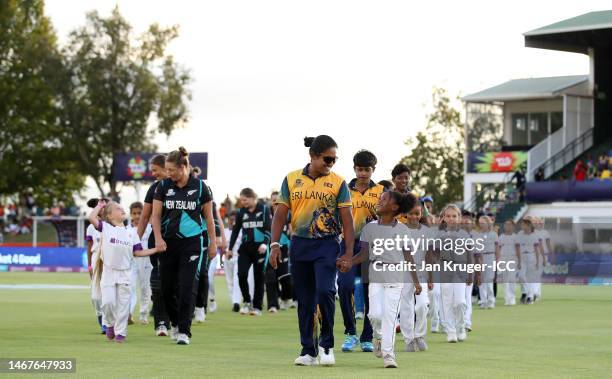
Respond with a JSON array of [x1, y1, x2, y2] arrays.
[[154, 176, 212, 337], [229, 201, 271, 311], [265, 212, 293, 309]]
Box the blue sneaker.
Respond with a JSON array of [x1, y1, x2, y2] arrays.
[[361, 341, 374, 352], [97, 315, 106, 334], [341, 335, 359, 352]]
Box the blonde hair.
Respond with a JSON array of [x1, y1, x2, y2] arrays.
[[101, 201, 120, 222], [439, 204, 461, 230]]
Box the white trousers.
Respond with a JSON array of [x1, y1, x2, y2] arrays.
[[519, 253, 537, 299], [101, 268, 131, 337], [428, 283, 442, 331], [225, 256, 253, 304], [499, 257, 517, 305], [464, 283, 473, 328], [208, 255, 219, 300], [478, 253, 496, 308], [440, 282, 466, 335], [400, 284, 429, 342], [129, 257, 152, 315], [369, 283, 403, 359]]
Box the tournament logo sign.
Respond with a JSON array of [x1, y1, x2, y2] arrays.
[[127, 155, 147, 179], [468, 152, 527, 173]]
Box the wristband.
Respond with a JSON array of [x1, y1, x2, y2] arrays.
[[270, 242, 280, 249]]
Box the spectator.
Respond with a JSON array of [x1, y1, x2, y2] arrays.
[[597, 154, 608, 176], [511, 167, 526, 202], [573, 160, 587, 181], [586, 155, 597, 180], [534, 167, 545, 182]]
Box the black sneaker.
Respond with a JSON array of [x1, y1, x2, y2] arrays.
[[520, 294, 527, 304], [232, 303, 240, 312], [526, 297, 533, 305]]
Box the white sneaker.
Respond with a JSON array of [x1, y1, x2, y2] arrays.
[[383, 354, 398, 368], [250, 308, 262, 316], [279, 300, 288, 310], [268, 307, 278, 313], [446, 333, 458, 343], [170, 326, 179, 341], [290, 301, 297, 309], [373, 338, 383, 358], [457, 329, 467, 342], [318, 346, 335, 366], [176, 333, 190, 345], [194, 307, 206, 323], [294, 355, 318, 366], [209, 300, 217, 313], [240, 303, 250, 315], [155, 325, 168, 337], [355, 311, 364, 320], [139, 312, 149, 324]]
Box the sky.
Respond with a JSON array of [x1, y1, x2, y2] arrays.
[[44, 0, 609, 207]]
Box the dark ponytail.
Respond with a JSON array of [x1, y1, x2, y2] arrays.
[[304, 135, 338, 155], [149, 154, 166, 168]]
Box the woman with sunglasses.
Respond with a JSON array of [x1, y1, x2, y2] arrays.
[[269, 135, 355, 367]]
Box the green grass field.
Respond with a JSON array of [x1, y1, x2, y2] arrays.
[[0, 273, 611, 378]]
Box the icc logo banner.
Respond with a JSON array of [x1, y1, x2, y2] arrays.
[[112, 152, 208, 181], [467, 151, 527, 173]]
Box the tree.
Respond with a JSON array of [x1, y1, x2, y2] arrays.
[[0, 0, 86, 207], [399, 87, 464, 207], [466, 102, 505, 152], [59, 7, 191, 198]]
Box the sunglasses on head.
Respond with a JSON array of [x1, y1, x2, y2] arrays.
[[322, 156, 337, 165]]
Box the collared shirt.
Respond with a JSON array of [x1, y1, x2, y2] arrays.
[[348, 179, 384, 239], [276, 164, 351, 239], [153, 176, 213, 239]]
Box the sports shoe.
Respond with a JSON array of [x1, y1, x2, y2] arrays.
[[373, 338, 382, 358], [240, 303, 251, 315], [176, 333, 190, 345], [383, 354, 398, 368], [268, 307, 278, 314], [405, 339, 418, 352], [209, 299, 217, 313], [520, 293, 527, 304], [170, 326, 179, 341], [101, 325, 107, 335], [115, 335, 126, 343], [318, 346, 335, 366], [466, 326, 472, 332], [156, 325, 168, 337], [430, 326, 439, 333], [294, 355, 318, 366], [289, 301, 297, 309], [106, 326, 115, 341], [446, 333, 458, 343], [97, 315, 105, 334], [526, 297, 534, 305], [361, 341, 374, 352], [341, 334, 359, 352], [194, 307, 206, 323], [355, 311, 364, 320], [128, 314, 134, 325], [395, 324, 401, 333], [415, 337, 428, 351], [139, 312, 149, 325], [457, 329, 467, 342], [279, 300, 288, 311], [250, 308, 262, 316], [232, 303, 240, 312]]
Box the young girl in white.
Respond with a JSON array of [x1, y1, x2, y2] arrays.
[[353, 191, 421, 369], [437, 204, 473, 343], [516, 218, 540, 305], [461, 211, 475, 331], [533, 217, 552, 301], [474, 215, 499, 309], [86, 199, 105, 334], [89, 200, 159, 343], [127, 202, 153, 325], [497, 220, 521, 305], [400, 201, 433, 352]]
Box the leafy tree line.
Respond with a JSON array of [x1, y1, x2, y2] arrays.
[[0, 0, 191, 207]]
